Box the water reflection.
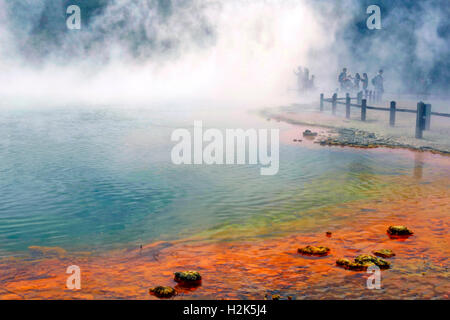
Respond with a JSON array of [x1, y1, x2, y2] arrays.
[[414, 152, 424, 179]]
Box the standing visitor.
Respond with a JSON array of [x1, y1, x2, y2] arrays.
[[294, 66, 304, 92], [372, 69, 384, 102], [362, 73, 369, 92], [338, 68, 347, 91], [303, 68, 310, 90], [354, 73, 361, 91], [309, 75, 316, 90]]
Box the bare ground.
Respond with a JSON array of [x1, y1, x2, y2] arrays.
[[261, 100, 450, 155]]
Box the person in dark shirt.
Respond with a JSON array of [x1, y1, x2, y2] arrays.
[[338, 68, 347, 90]]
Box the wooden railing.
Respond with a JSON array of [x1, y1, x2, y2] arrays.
[[320, 92, 450, 139]]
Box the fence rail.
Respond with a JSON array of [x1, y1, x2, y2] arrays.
[[320, 92, 450, 139]]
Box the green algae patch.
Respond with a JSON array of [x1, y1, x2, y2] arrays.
[[174, 271, 202, 286], [149, 286, 177, 298], [373, 249, 395, 258], [387, 226, 414, 236], [182, 170, 395, 245], [28, 246, 67, 258], [355, 254, 390, 269], [336, 258, 366, 271], [298, 245, 330, 257], [336, 254, 390, 271]]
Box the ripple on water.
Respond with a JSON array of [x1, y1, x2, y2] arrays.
[[0, 109, 448, 257]]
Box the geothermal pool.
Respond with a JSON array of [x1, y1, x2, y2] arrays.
[[0, 108, 448, 299]]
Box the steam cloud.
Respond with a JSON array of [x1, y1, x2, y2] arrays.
[[0, 0, 448, 108]]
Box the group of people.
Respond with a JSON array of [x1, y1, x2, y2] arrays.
[[294, 66, 315, 93], [293, 65, 385, 100], [338, 68, 384, 100]]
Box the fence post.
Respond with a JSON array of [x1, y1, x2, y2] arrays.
[[415, 102, 426, 139], [332, 93, 337, 115], [320, 93, 324, 112], [357, 91, 362, 105], [361, 99, 367, 121], [389, 101, 396, 127], [364, 90, 368, 100], [424, 104, 432, 130], [345, 93, 351, 119]]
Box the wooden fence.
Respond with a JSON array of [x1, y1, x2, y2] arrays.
[[320, 92, 450, 139]]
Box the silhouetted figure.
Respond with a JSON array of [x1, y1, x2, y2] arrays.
[[338, 68, 347, 91], [294, 66, 304, 92], [294, 66, 316, 93], [341, 72, 353, 91], [372, 69, 384, 102], [354, 73, 361, 90], [303, 68, 310, 90], [362, 73, 369, 92], [309, 75, 316, 90]]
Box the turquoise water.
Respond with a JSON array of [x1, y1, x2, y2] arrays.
[[0, 107, 427, 257]]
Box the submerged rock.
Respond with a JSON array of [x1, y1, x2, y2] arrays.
[[298, 245, 330, 257], [303, 130, 318, 137], [149, 286, 177, 298], [336, 258, 351, 267], [373, 249, 395, 258], [336, 255, 390, 271], [336, 258, 365, 271], [387, 226, 414, 236], [174, 271, 202, 286], [326, 231, 332, 237]]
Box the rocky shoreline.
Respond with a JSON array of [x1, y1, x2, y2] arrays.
[[318, 127, 450, 155], [261, 109, 450, 155]]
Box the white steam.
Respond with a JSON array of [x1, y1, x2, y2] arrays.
[[0, 0, 346, 108], [0, 0, 448, 109]]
